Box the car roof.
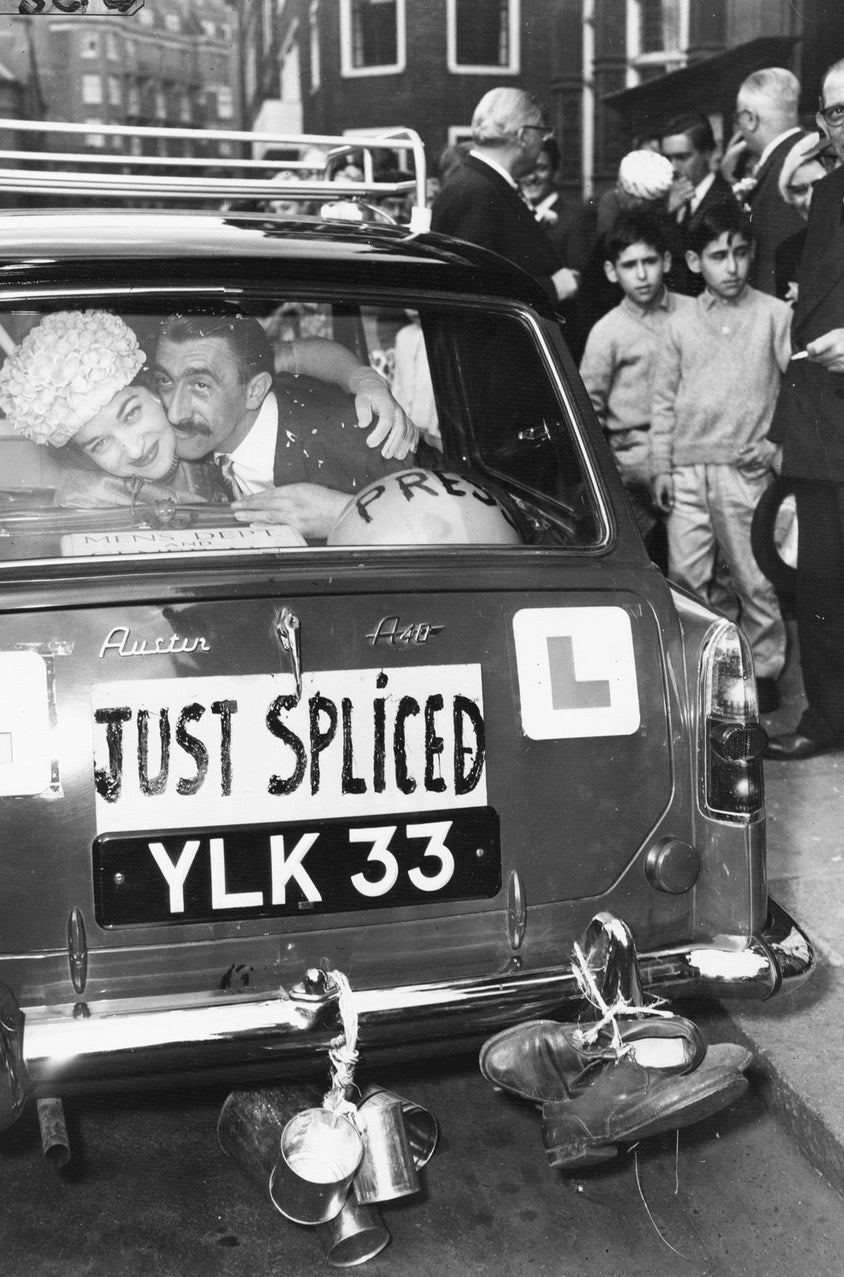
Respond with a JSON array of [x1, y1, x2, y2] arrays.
[[0, 209, 555, 313]]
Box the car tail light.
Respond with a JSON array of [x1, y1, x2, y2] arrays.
[[699, 620, 766, 820]]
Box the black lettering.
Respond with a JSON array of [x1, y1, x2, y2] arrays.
[[309, 693, 337, 794], [175, 703, 208, 796], [373, 694, 386, 792], [137, 708, 170, 796], [354, 485, 385, 525], [454, 695, 486, 794], [433, 470, 467, 498], [341, 698, 366, 794], [53, 0, 87, 12], [424, 694, 446, 792], [396, 471, 439, 501], [93, 706, 131, 803], [394, 695, 419, 794], [18, 0, 46, 13], [266, 694, 306, 795], [211, 699, 237, 797], [471, 485, 498, 507]]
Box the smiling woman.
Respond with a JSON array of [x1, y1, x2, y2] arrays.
[[0, 311, 227, 508]]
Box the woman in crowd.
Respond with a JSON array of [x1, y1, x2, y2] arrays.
[[775, 132, 836, 303]]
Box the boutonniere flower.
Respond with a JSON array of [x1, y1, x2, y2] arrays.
[[536, 207, 558, 225], [731, 175, 757, 211]]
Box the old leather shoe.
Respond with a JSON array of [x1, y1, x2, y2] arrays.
[[479, 1015, 706, 1105], [540, 1043, 752, 1170], [764, 731, 833, 761]]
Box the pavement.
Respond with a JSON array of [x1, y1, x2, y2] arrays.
[[711, 617, 844, 1195]]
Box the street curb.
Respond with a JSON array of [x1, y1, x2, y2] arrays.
[[716, 1007, 844, 1199]]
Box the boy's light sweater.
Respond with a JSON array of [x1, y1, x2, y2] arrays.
[[580, 288, 693, 433], [650, 284, 792, 476]]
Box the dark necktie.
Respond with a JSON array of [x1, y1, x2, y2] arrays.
[[216, 454, 239, 499]]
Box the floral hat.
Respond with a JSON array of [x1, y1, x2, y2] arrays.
[[0, 310, 146, 447], [617, 149, 674, 202]]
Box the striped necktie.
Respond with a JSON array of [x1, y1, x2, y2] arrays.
[[216, 454, 240, 499]]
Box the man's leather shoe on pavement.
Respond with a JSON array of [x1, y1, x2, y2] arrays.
[[540, 1043, 752, 1170], [479, 1016, 707, 1105], [764, 731, 833, 761]]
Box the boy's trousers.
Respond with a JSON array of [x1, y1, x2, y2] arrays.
[[667, 462, 786, 681]]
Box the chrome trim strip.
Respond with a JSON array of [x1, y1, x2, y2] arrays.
[[18, 901, 812, 1093]]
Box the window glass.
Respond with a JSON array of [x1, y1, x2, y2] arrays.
[[453, 0, 511, 67], [0, 301, 600, 565], [82, 75, 103, 106], [351, 0, 397, 68]]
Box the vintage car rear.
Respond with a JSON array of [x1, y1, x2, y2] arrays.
[[0, 125, 812, 1130]]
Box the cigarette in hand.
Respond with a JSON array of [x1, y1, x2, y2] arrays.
[[790, 350, 809, 361]]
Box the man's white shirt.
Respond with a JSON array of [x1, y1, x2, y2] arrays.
[[215, 391, 278, 494]]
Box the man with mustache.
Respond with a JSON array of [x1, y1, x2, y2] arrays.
[[153, 314, 415, 539]]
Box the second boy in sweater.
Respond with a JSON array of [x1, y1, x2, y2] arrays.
[[650, 201, 792, 711]]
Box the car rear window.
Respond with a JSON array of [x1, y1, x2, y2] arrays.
[[0, 299, 603, 564]]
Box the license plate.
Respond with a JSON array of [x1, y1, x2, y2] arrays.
[[93, 806, 501, 927]]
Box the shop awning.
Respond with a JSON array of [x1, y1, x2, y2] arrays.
[[602, 36, 801, 127]]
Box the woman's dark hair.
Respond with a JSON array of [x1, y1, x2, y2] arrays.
[[157, 313, 275, 382]]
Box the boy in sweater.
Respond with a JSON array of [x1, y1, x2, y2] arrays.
[[650, 200, 791, 711], [580, 210, 693, 566]]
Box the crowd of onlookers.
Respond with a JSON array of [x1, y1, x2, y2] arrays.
[[251, 66, 844, 761]]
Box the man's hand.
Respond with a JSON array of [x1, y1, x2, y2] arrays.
[[667, 176, 694, 215], [806, 329, 844, 373], [232, 484, 349, 539], [651, 472, 674, 514], [347, 368, 418, 459], [551, 266, 580, 302]]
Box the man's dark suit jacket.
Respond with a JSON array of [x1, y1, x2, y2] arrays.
[[665, 173, 737, 296], [769, 163, 844, 481], [431, 155, 563, 301], [270, 375, 406, 493], [746, 130, 806, 295]]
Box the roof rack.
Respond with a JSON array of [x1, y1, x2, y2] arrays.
[[0, 119, 432, 232]]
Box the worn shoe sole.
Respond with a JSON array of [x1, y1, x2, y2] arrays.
[[541, 1044, 752, 1171]]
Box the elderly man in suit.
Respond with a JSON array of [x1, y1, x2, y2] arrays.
[[661, 114, 737, 296], [733, 67, 806, 295], [152, 315, 412, 540], [431, 87, 579, 306], [765, 57, 844, 759]]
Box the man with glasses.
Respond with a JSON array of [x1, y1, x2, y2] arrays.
[[765, 58, 844, 760], [732, 67, 805, 294], [431, 87, 579, 306]]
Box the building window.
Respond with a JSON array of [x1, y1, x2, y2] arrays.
[[164, 13, 180, 33], [309, 0, 321, 92], [340, 0, 406, 77], [217, 86, 234, 120], [106, 32, 119, 59], [108, 75, 121, 107], [82, 75, 102, 106], [137, 7, 154, 26], [127, 82, 140, 115], [179, 91, 192, 123], [446, 0, 519, 74], [155, 88, 166, 119], [81, 33, 99, 59], [626, 0, 687, 85]]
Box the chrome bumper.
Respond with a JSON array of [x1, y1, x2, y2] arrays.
[[0, 898, 813, 1128]]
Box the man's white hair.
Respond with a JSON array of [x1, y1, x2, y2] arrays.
[[739, 67, 801, 115], [471, 87, 542, 147], [820, 57, 844, 101]]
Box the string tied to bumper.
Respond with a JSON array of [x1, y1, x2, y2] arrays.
[[321, 969, 361, 1123], [570, 941, 673, 1058]]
